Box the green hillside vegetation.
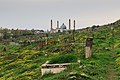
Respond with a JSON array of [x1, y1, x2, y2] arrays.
[[0, 20, 120, 80]]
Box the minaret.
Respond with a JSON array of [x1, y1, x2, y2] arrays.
[[69, 19, 71, 30], [73, 20, 75, 30], [57, 21, 59, 29], [51, 20, 53, 31], [72, 20, 76, 42]]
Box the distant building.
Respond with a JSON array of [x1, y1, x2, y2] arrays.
[[0, 27, 3, 38], [35, 30, 44, 34], [50, 19, 74, 33], [51, 23, 67, 33], [0, 33, 3, 37]]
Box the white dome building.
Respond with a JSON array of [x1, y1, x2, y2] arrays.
[[50, 19, 74, 33], [50, 23, 67, 33], [60, 23, 67, 29], [56, 23, 67, 32]]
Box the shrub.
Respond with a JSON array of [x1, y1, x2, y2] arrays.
[[115, 48, 120, 54], [49, 54, 77, 64]]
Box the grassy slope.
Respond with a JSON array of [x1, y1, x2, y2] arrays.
[[0, 25, 120, 80]]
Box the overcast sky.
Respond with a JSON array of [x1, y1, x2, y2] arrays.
[[0, 0, 120, 30]]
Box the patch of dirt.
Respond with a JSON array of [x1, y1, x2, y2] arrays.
[[107, 53, 118, 80], [107, 64, 117, 80]]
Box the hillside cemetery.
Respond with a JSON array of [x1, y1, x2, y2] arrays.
[[0, 20, 120, 80]]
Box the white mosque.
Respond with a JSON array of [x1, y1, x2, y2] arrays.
[[50, 19, 75, 33]]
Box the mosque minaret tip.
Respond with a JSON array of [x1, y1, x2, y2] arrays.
[[57, 21, 59, 29], [69, 19, 71, 30], [74, 20, 75, 30], [51, 20, 53, 30]]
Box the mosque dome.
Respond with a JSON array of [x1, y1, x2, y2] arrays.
[[60, 23, 66, 29]]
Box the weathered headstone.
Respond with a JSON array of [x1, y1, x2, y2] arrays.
[[85, 37, 93, 59], [41, 62, 70, 75]]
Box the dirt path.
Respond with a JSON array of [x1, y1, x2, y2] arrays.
[[107, 63, 117, 80], [107, 53, 117, 80]]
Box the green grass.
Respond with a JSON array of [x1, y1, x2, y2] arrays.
[[49, 54, 78, 64], [0, 24, 120, 80]]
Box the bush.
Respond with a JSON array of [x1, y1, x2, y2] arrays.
[[49, 54, 77, 64], [115, 48, 120, 54]]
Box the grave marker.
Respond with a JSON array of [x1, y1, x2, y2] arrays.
[[85, 37, 93, 59]]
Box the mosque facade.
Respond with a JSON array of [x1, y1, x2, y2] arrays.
[[50, 19, 75, 33]]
